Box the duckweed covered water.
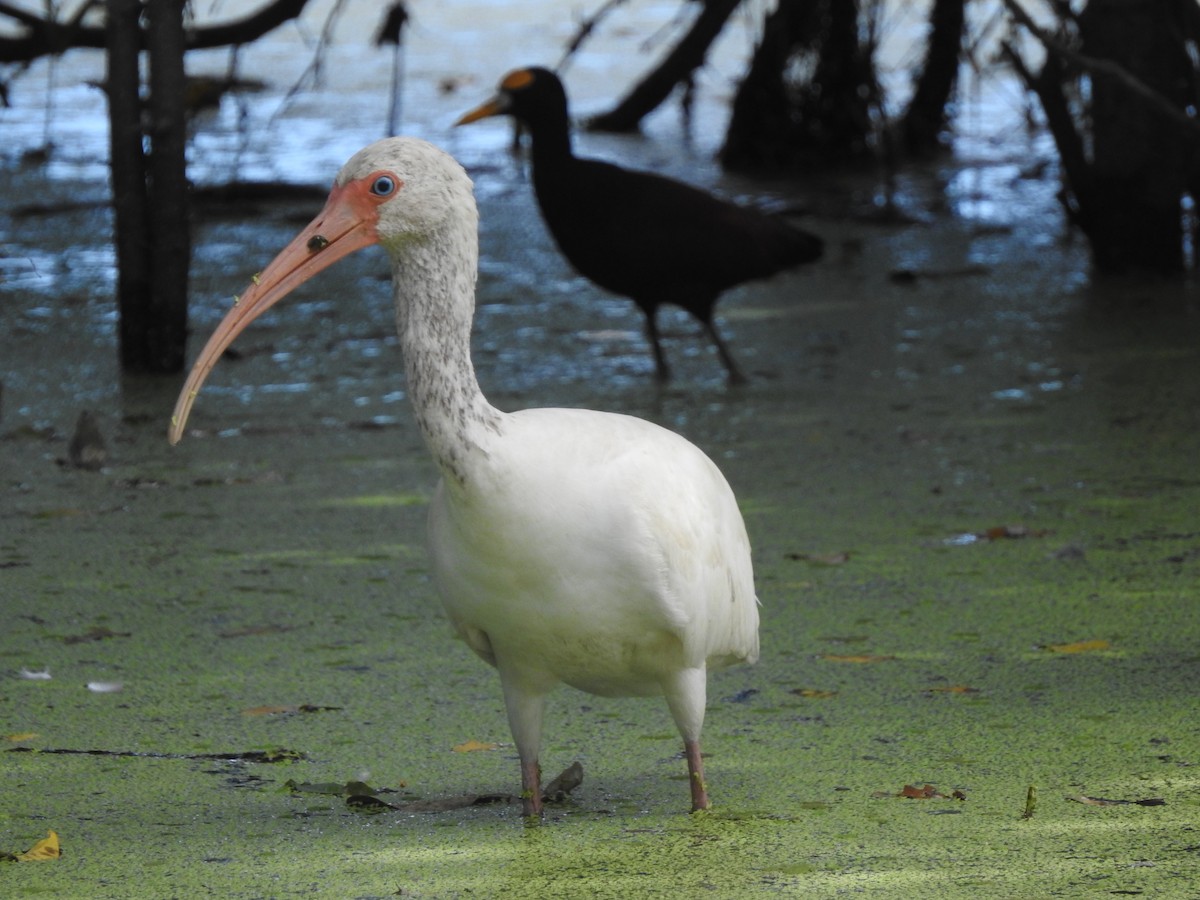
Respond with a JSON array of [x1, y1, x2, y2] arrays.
[[3, 4, 1200, 897]]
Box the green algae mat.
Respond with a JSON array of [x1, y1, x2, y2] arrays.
[[4, 192, 1200, 897]]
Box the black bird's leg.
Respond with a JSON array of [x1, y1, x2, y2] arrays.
[[643, 309, 672, 382], [702, 317, 748, 386]]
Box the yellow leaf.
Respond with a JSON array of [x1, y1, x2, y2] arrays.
[[819, 653, 896, 664], [1045, 639, 1110, 654], [926, 685, 980, 694], [5, 732, 39, 742], [17, 830, 60, 861], [791, 688, 838, 699], [452, 739, 498, 753], [242, 705, 298, 716]]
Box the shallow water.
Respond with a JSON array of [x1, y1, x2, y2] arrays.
[[0, 1, 1066, 421]]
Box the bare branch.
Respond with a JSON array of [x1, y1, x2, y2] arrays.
[[1002, 0, 1200, 139], [558, 0, 628, 68], [0, 0, 313, 63]]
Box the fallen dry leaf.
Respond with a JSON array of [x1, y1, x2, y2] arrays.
[[5, 732, 39, 742], [1044, 639, 1111, 654], [819, 653, 896, 664], [981, 524, 1045, 540], [452, 739, 499, 753], [900, 783, 945, 799], [944, 524, 1052, 546], [791, 688, 839, 699], [16, 830, 60, 861], [897, 784, 966, 800]]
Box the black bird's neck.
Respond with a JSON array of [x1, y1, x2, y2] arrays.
[[522, 108, 574, 166]]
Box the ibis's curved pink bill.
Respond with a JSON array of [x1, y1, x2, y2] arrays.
[[168, 175, 390, 445]]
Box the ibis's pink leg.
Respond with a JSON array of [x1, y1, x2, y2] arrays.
[[685, 739, 710, 811], [520, 758, 543, 817], [664, 668, 711, 812], [498, 664, 549, 818]]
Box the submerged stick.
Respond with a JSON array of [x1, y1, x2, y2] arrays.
[[1021, 784, 1037, 819]]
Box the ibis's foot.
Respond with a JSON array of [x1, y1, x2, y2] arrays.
[[684, 739, 710, 812]]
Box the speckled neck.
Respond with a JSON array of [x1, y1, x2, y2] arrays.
[[388, 213, 503, 488]]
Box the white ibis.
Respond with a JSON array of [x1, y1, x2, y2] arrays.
[[169, 137, 759, 817]]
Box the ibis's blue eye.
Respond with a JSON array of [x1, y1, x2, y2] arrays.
[[370, 175, 396, 196]]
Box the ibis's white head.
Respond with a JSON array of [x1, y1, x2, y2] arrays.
[[168, 137, 478, 445], [339, 138, 479, 252]]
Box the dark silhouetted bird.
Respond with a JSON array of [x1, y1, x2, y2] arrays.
[[457, 67, 823, 383]]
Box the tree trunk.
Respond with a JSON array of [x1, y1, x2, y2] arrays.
[[107, 0, 153, 373], [897, 0, 964, 157], [108, 0, 191, 374], [18, 0, 318, 374], [719, 0, 819, 171], [587, 0, 742, 133], [1076, 0, 1195, 272], [145, 0, 191, 373], [721, 0, 875, 171], [1006, 0, 1199, 272]]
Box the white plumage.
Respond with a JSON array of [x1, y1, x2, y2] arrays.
[[169, 137, 759, 816]]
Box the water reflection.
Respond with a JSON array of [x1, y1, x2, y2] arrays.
[[2, 1, 1194, 439]]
